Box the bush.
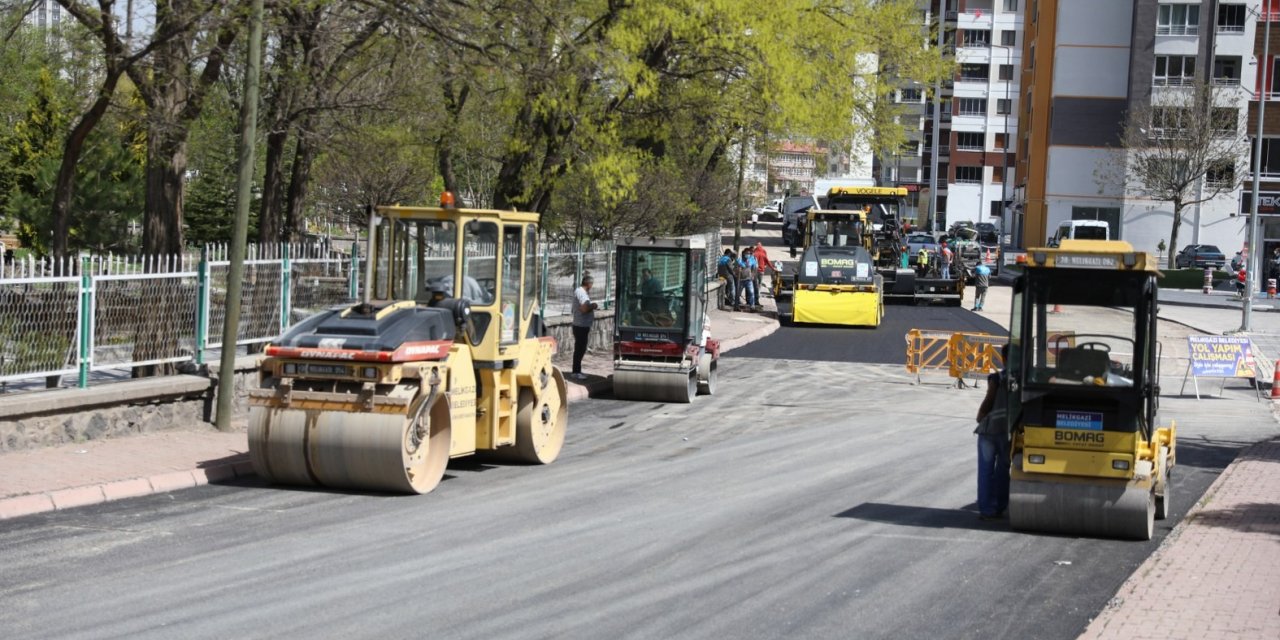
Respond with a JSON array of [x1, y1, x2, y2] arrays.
[[1157, 268, 1232, 290]]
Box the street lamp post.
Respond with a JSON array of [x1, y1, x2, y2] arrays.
[[928, 0, 948, 233], [1244, 8, 1271, 332]]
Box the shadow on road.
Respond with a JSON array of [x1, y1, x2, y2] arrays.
[[835, 501, 1005, 532]]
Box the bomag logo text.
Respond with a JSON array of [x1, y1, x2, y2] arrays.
[[820, 258, 858, 267], [1055, 430, 1105, 444]]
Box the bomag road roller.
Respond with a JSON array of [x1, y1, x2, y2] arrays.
[[1005, 240, 1175, 540], [773, 204, 884, 327], [247, 197, 568, 494], [612, 236, 719, 403]]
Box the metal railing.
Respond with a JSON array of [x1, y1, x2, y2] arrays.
[[0, 231, 720, 392], [0, 243, 359, 391]]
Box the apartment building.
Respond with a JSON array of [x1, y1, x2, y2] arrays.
[[1015, 0, 1256, 254], [1243, 3, 1280, 259], [879, 1, 1023, 235]]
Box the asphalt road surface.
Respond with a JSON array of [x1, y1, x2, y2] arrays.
[[730, 303, 1007, 364], [1, 312, 1273, 640]]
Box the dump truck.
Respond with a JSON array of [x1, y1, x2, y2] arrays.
[[611, 236, 719, 402], [247, 196, 569, 494], [1006, 239, 1175, 540]]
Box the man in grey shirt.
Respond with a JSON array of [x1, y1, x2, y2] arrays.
[[571, 275, 598, 380]]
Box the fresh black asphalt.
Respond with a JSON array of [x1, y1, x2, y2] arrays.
[[728, 300, 1008, 364]]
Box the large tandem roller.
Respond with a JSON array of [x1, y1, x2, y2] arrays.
[[1005, 240, 1175, 540], [612, 236, 719, 403], [248, 198, 568, 494]]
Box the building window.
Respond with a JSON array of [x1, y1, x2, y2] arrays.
[[997, 99, 1012, 115], [1213, 56, 1242, 85], [955, 166, 983, 184], [1153, 55, 1196, 86], [993, 165, 1005, 183], [1001, 30, 1017, 47], [957, 132, 984, 150], [959, 63, 990, 81], [1251, 138, 1280, 177], [1206, 159, 1235, 186], [1212, 107, 1238, 136], [1029, 44, 1035, 69], [956, 97, 988, 116], [1151, 106, 1191, 137], [961, 29, 991, 48], [1217, 4, 1246, 34], [899, 88, 923, 102], [1157, 3, 1200, 36], [999, 64, 1014, 81], [1005, 0, 1019, 10], [995, 133, 1008, 149]]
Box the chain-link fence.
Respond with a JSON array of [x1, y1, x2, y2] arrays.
[[0, 230, 720, 392]]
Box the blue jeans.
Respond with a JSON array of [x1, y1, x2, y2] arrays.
[[740, 279, 757, 306], [977, 434, 1010, 516]]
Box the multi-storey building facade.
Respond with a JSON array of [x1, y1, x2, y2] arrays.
[[1015, 0, 1256, 255], [881, 0, 1023, 236], [1244, 3, 1280, 260]]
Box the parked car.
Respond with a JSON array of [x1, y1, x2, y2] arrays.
[[1175, 244, 1226, 270], [905, 233, 939, 265], [753, 204, 782, 221], [975, 222, 998, 245]]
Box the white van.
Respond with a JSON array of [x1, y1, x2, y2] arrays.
[[1048, 220, 1110, 247]]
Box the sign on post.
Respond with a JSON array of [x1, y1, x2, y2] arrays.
[[1180, 335, 1259, 400]]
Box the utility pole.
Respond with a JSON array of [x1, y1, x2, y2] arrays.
[[1244, 5, 1270, 333], [928, 0, 948, 233], [216, 0, 264, 430]]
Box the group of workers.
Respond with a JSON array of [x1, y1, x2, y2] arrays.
[[717, 242, 774, 311]]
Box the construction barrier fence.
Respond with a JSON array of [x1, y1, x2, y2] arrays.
[[905, 328, 1009, 385]]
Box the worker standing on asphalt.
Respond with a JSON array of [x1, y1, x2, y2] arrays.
[[974, 344, 1012, 520], [752, 241, 773, 290], [973, 263, 990, 311], [917, 246, 930, 278]]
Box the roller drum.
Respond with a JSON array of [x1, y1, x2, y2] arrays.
[[1009, 476, 1154, 540], [613, 367, 696, 403], [247, 394, 451, 495]]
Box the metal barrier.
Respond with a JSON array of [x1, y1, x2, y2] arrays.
[[905, 328, 1009, 386], [905, 329, 954, 381]]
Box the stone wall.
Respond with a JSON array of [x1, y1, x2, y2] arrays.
[[0, 359, 259, 452], [545, 310, 615, 366]]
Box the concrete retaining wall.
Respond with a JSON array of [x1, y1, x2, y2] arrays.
[[0, 359, 259, 452]]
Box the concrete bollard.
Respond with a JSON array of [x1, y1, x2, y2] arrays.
[[1269, 278, 1277, 299], [1203, 267, 1213, 294]]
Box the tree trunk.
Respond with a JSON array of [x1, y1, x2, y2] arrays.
[[257, 127, 288, 243], [1168, 201, 1183, 270], [284, 124, 316, 241], [50, 73, 122, 264]]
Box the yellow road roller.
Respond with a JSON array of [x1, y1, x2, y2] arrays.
[[611, 236, 719, 403], [247, 199, 568, 494], [774, 207, 884, 327], [1006, 240, 1175, 540]]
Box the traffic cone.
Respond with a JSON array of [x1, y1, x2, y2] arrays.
[[1272, 359, 1280, 400]]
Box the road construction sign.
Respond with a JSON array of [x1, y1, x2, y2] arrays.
[[1187, 335, 1256, 378]]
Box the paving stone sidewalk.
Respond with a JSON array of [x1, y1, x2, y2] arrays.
[[1078, 438, 1280, 640]]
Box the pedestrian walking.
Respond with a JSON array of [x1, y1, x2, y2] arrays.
[[1236, 266, 1247, 299], [974, 344, 1012, 520], [972, 263, 990, 311], [570, 274, 598, 380], [940, 241, 953, 280], [751, 211, 759, 232]]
